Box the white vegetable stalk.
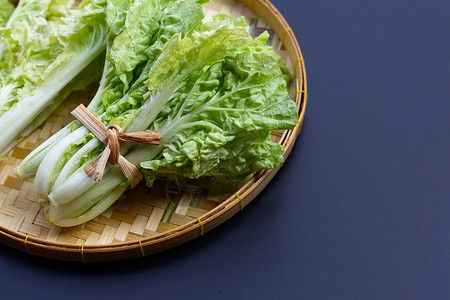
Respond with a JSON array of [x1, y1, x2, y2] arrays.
[[44, 100, 190, 219], [35, 30, 233, 206], [0, 0, 107, 158], [45, 115, 195, 225], [37, 74, 183, 205], [15, 125, 72, 179], [46, 181, 128, 227], [16, 61, 114, 178], [1, 72, 99, 155], [1, 90, 71, 159], [45, 145, 161, 226], [24, 13, 271, 226], [0, 49, 102, 152], [18, 0, 214, 184], [34, 126, 90, 199]]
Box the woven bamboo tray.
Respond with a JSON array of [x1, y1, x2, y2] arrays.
[[0, 0, 307, 262]]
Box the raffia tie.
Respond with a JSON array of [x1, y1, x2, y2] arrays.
[[71, 104, 161, 188]]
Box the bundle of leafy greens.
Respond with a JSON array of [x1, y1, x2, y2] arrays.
[[29, 0, 211, 212], [16, 0, 207, 178], [0, 0, 14, 27], [0, 0, 107, 158], [19, 9, 298, 226], [16, 0, 298, 227]]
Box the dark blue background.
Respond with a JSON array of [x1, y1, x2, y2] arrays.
[[1, 0, 450, 298]]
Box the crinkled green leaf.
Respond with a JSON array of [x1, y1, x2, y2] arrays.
[[0, 0, 14, 27], [0, 0, 107, 157], [139, 37, 297, 186], [101, 0, 207, 122], [0, 0, 52, 84], [0, 0, 106, 115], [24, 9, 298, 227], [18, 0, 209, 182], [102, 14, 250, 129]]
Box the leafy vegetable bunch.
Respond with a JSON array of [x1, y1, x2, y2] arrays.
[[14, 0, 299, 226], [0, 0, 107, 157]]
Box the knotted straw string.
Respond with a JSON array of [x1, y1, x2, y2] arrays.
[[71, 104, 162, 188]]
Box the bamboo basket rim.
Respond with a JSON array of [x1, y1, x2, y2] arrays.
[[0, 0, 308, 261]]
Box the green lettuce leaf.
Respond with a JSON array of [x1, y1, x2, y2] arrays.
[[28, 12, 298, 227], [0, 0, 53, 85], [0, 0, 14, 27], [0, 0, 107, 157], [27, 0, 209, 203], [102, 14, 251, 129], [139, 31, 297, 186]]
